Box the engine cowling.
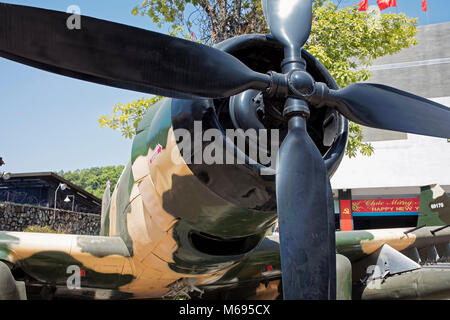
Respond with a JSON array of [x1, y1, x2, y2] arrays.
[[171, 34, 348, 214], [136, 34, 348, 274]]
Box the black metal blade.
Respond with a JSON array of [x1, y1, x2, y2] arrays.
[[276, 116, 336, 300], [262, 0, 312, 59], [0, 3, 270, 99], [328, 83, 450, 139]]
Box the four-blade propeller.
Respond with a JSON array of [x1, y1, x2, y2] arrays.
[[1, 0, 449, 300]]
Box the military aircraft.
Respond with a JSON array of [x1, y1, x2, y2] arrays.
[[0, 0, 450, 300]]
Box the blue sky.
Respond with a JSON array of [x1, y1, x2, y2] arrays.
[[0, 0, 449, 174]]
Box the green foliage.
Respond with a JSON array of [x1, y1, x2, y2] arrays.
[[132, 0, 265, 43], [23, 225, 65, 234], [308, 0, 418, 88], [347, 122, 374, 158], [58, 166, 125, 199], [305, 0, 417, 157], [132, 0, 187, 29], [99, 97, 162, 139], [99, 0, 418, 158]]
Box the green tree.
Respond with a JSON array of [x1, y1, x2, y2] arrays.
[[132, 0, 266, 44], [99, 96, 163, 139], [58, 165, 125, 198], [99, 0, 418, 158]]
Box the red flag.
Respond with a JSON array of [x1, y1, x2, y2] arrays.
[[422, 0, 428, 11], [358, 0, 368, 11], [191, 32, 194, 41], [377, 0, 397, 11]]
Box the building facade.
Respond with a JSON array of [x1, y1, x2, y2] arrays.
[[330, 22, 450, 230], [0, 172, 101, 214]]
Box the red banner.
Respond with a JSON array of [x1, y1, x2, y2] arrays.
[[352, 198, 420, 213], [340, 200, 353, 231]]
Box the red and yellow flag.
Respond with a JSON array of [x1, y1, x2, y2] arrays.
[[422, 0, 428, 12], [377, 0, 397, 11], [358, 0, 369, 11]]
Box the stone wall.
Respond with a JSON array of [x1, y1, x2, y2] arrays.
[[0, 202, 100, 235]]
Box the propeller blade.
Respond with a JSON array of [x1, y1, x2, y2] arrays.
[[0, 3, 270, 99], [327, 83, 450, 139], [276, 116, 336, 299], [262, 0, 312, 58]]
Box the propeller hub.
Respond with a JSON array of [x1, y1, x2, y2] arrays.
[[288, 70, 315, 97]]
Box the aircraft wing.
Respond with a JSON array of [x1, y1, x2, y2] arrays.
[[0, 231, 135, 299], [2, 226, 449, 300], [2, 183, 450, 300], [199, 226, 450, 300]]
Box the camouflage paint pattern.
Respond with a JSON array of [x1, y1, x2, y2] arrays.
[[0, 97, 276, 299], [418, 184, 450, 227], [335, 227, 450, 263], [358, 268, 450, 300]]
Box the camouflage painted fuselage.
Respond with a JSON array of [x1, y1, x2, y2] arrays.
[[0, 95, 282, 299]]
